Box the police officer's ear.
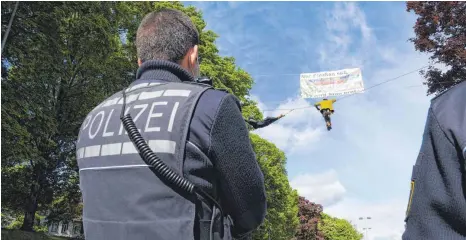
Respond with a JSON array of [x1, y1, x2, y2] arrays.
[[137, 58, 143, 67], [180, 45, 198, 70], [187, 45, 198, 68]]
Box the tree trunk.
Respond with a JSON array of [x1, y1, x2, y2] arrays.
[[20, 182, 39, 232]]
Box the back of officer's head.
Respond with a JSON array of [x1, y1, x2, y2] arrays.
[[136, 9, 199, 75]]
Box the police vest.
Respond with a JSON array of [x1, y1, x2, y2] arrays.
[[76, 81, 231, 240]]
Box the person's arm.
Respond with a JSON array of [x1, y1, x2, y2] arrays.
[[208, 94, 267, 238], [402, 107, 466, 239], [260, 116, 281, 127], [314, 102, 321, 110], [245, 118, 259, 129], [248, 115, 284, 130], [332, 99, 337, 103]]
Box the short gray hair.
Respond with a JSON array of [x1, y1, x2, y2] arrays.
[[136, 9, 199, 63]]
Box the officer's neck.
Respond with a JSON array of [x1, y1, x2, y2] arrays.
[[136, 59, 195, 83]]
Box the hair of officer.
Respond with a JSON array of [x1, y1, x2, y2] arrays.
[[136, 9, 199, 63]]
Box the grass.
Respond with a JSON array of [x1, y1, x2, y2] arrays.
[[1, 229, 72, 240]]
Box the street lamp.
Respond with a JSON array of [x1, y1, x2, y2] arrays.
[[358, 217, 372, 240]]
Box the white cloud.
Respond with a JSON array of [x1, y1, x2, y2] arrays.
[[326, 2, 372, 41], [326, 198, 407, 240], [319, 2, 374, 71], [251, 96, 325, 154], [291, 169, 347, 207]]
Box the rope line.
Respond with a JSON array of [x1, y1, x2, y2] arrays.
[[337, 65, 429, 100], [262, 65, 429, 112], [405, 80, 453, 88]]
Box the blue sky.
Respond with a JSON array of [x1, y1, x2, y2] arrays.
[[187, 2, 434, 239]]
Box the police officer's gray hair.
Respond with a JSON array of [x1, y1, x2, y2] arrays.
[[136, 9, 199, 63]]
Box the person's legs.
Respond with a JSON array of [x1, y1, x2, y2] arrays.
[[322, 109, 332, 130], [327, 110, 333, 123], [320, 109, 327, 120]]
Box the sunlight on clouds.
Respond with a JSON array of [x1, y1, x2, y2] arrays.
[[290, 169, 347, 207]]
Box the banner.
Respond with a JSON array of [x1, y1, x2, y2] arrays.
[[300, 68, 365, 99]]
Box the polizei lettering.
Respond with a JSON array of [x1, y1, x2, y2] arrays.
[[76, 88, 192, 160], [81, 100, 178, 139]]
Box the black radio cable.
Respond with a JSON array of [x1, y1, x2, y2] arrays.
[[119, 88, 225, 238]]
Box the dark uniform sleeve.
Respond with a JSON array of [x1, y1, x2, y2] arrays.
[[246, 117, 279, 130], [208, 94, 267, 238], [260, 117, 280, 128], [402, 106, 466, 239], [245, 119, 259, 129]]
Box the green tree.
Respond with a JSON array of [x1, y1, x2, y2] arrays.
[[319, 213, 363, 240], [2, 1, 299, 237], [1, 1, 134, 231], [115, 1, 255, 102], [250, 134, 300, 240]]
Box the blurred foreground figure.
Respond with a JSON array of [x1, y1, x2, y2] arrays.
[[403, 81, 466, 239], [76, 9, 266, 240]]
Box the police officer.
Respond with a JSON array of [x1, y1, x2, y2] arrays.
[[402, 80, 466, 239], [76, 9, 266, 240]]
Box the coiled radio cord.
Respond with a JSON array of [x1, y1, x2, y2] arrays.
[[119, 88, 225, 238]]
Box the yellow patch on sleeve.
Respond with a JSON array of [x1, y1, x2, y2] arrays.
[[406, 180, 415, 217]]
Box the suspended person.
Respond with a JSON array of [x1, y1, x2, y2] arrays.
[[76, 9, 266, 240], [403, 80, 466, 240], [314, 98, 337, 130], [246, 114, 286, 130]]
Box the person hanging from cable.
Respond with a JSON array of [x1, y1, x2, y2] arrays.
[[246, 113, 286, 130], [314, 98, 337, 131]]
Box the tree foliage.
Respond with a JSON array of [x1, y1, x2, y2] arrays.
[[250, 134, 300, 240], [1, 1, 134, 231], [1, 1, 298, 237], [319, 213, 363, 240], [296, 196, 325, 240], [406, 1, 466, 95]]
